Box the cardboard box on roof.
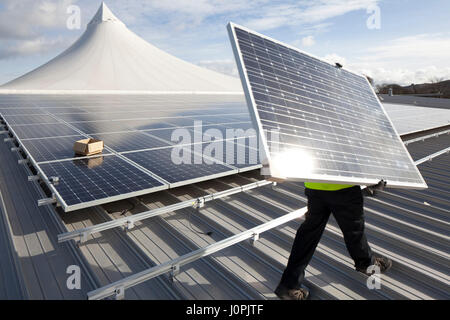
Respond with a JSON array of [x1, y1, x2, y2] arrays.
[[73, 138, 104, 156]]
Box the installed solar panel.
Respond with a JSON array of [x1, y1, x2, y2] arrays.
[[0, 94, 261, 211], [228, 23, 426, 189], [124, 145, 237, 187], [39, 155, 166, 210]]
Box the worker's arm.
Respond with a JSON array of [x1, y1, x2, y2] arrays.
[[362, 180, 386, 197]]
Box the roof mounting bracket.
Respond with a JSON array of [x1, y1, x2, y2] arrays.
[[271, 182, 277, 189], [38, 194, 57, 207], [193, 198, 205, 210], [125, 219, 135, 230], [28, 175, 40, 182], [0, 130, 8, 135], [170, 264, 180, 282], [250, 232, 260, 246], [11, 147, 20, 152], [49, 176, 60, 185], [114, 285, 125, 300], [335, 62, 343, 69], [4, 137, 14, 142], [78, 232, 89, 245], [18, 159, 29, 165]]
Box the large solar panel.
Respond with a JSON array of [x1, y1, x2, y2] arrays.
[[228, 23, 426, 189], [0, 94, 261, 212]]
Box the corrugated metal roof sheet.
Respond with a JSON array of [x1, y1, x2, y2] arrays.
[[0, 122, 448, 300]]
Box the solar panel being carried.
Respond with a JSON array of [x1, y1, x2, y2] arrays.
[[0, 94, 260, 212], [228, 23, 427, 189]]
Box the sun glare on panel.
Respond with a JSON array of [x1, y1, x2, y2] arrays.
[[270, 148, 315, 178]]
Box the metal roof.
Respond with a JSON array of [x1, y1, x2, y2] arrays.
[[0, 125, 448, 299], [383, 103, 450, 135], [379, 95, 450, 110]]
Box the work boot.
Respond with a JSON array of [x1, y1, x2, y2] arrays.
[[274, 285, 309, 300], [356, 256, 392, 275]]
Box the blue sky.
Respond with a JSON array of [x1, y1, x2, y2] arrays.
[[1, 0, 449, 86]]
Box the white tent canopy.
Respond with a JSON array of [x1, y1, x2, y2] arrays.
[[0, 2, 242, 93]]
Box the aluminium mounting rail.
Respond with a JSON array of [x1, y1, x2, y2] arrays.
[[85, 145, 450, 300], [87, 206, 308, 300], [403, 129, 450, 145], [58, 179, 273, 244], [414, 147, 450, 165]]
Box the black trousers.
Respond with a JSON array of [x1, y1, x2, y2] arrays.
[[279, 186, 373, 289]]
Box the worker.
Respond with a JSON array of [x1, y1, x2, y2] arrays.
[[274, 181, 392, 300]]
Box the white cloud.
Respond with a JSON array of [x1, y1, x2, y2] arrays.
[[301, 35, 315, 47], [244, 0, 379, 31], [349, 33, 450, 84], [0, 0, 76, 39], [0, 37, 71, 59]]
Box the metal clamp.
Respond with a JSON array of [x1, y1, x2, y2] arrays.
[[125, 219, 135, 230], [10, 147, 20, 152], [250, 232, 260, 246], [170, 264, 180, 282], [18, 159, 29, 165], [49, 176, 60, 185], [78, 232, 89, 246], [193, 198, 205, 210], [38, 194, 57, 207], [4, 137, 14, 142], [114, 285, 125, 300], [28, 175, 40, 182]]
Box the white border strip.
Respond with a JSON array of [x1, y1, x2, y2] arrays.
[[0, 90, 244, 95]]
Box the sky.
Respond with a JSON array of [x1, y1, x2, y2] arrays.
[[0, 0, 450, 86]]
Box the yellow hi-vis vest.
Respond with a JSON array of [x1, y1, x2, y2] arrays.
[[304, 182, 354, 191]]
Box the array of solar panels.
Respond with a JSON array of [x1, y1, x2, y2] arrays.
[[0, 94, 261, 211], [228, 23, 427, 189]]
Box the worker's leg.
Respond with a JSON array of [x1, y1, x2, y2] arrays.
[[330, 187, 373, 270], [278, 189, 331, 289]]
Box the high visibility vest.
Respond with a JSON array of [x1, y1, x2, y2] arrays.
[[304, 182, 354, 191]]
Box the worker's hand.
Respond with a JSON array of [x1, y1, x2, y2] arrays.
[[362, 180, 386, 197]]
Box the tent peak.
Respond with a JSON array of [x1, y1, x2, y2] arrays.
[[88, 2, 123, 26]]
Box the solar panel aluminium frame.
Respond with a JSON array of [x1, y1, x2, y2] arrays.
[[227, 22, 427, 190]]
